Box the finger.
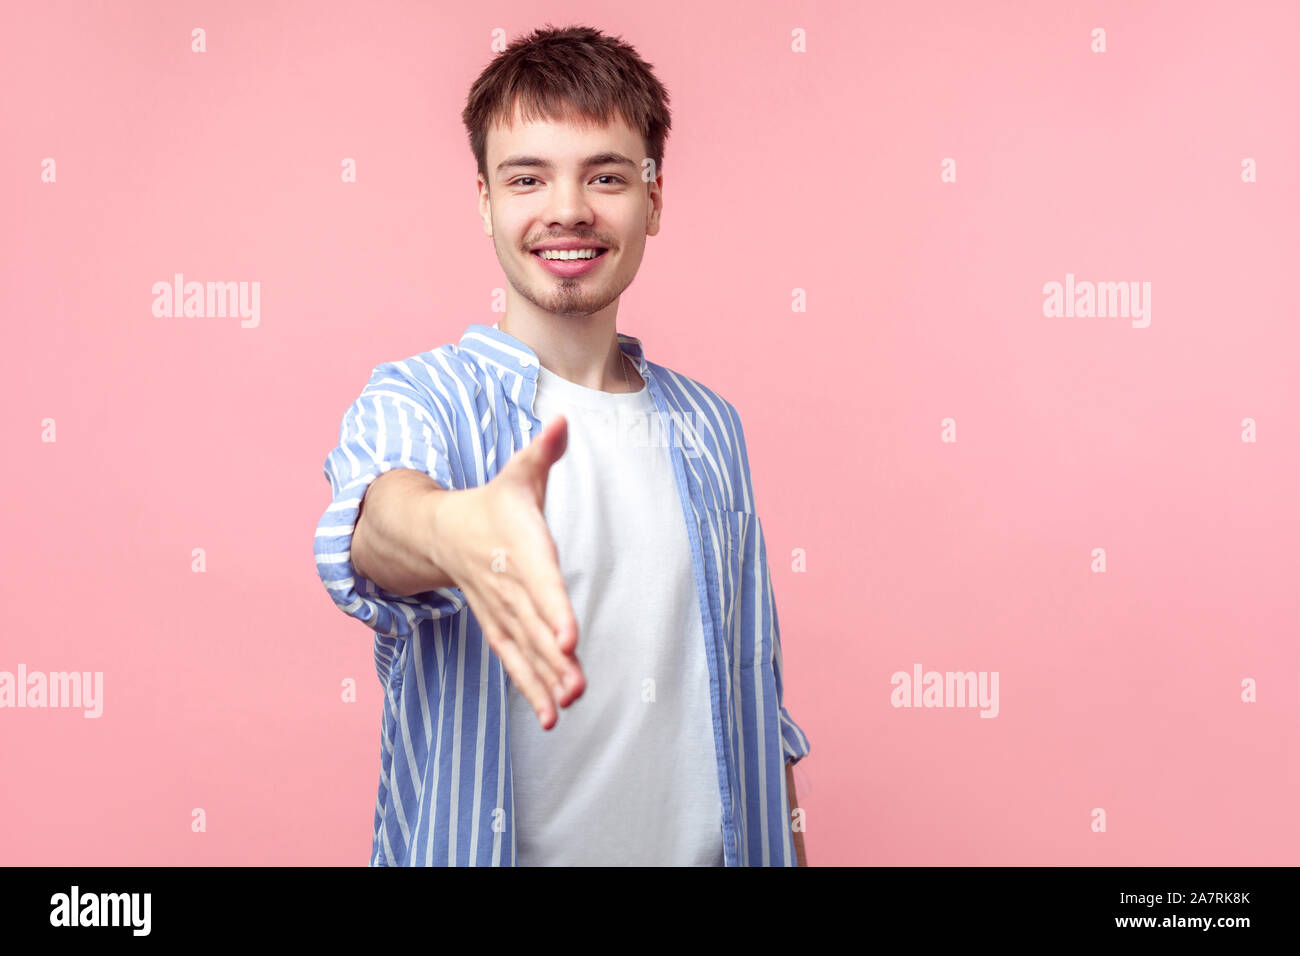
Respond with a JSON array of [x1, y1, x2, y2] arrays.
[[492, 628, 557, 729], [494, 574, 568, 707], [553, 611, 579, 658], [512, 520, 582, 659], [513, 592, 583, 707], [466, 582, 556, 728], [498, 583, 564, 702], [512, 415, 568, 501], [505, 564, 581, 690], [541, 414, 568, 462]]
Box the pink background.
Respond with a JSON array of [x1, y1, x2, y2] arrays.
[[2, 1, 1297, 865]]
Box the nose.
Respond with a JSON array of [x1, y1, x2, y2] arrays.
[[542, 177, 596, 231]]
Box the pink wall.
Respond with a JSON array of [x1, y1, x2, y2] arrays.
[[2, 1, 1296, 865]]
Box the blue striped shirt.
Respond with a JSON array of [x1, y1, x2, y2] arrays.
[[313, 321, 811, 865]]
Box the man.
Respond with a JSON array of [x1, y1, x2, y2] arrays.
[[313, 24, 810, 866]]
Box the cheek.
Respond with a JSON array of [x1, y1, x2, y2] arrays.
[[615, 233, 647, 259], [491, 207, 531, 239]]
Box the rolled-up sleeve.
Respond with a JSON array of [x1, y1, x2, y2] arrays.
[[726, 401, 811, 766], [314, 360, 467, 638]]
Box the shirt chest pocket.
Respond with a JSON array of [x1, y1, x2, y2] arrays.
[[700, 505, 753, 663]]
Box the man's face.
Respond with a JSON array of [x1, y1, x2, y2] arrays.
[[478, 105, 662, 318]]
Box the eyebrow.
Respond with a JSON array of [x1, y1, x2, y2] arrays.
[[495, 152, 639, 176]]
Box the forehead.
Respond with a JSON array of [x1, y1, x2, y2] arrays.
[[485, 101, 644, 165]]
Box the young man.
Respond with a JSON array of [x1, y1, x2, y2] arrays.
[[313, 24, 810, 866]]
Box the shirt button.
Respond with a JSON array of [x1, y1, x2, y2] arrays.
[[522, 419, 532, 431], [519, 356, 532, 368]]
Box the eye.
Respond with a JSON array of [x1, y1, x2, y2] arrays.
[[508, 175, 624, 187]]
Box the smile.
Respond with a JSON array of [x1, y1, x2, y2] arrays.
[[533, 248, 605, 260], [531, 248, 608, 277]]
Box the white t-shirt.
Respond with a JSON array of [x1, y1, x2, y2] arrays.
[[506, 360, 725, 866]]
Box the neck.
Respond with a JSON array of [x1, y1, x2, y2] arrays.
[[498, 308, 640, 393]]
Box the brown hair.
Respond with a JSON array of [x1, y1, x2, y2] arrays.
[[461, 24, 672, 188]]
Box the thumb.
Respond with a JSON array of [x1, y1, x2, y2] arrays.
[[507, 414, 568, 495]]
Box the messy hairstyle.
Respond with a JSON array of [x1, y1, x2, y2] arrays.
[[461, 24, 672, 187]]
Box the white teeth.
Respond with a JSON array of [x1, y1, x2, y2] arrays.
[[537, 248, 601, 260]]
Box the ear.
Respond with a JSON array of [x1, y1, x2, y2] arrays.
[[477, 174, 493, 237]]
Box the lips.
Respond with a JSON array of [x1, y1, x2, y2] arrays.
[[531, 248, 608, 277], [531, 241, 608, 253]]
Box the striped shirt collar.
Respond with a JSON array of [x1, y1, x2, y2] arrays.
[[457, 321, 652, 389]]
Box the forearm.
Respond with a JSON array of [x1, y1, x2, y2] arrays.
[[351, 468, 458, 595]]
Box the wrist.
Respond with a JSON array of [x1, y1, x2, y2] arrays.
[[423, 485, 468, 586]]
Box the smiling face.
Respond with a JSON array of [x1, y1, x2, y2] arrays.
[[477, 102, 662, 318]]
